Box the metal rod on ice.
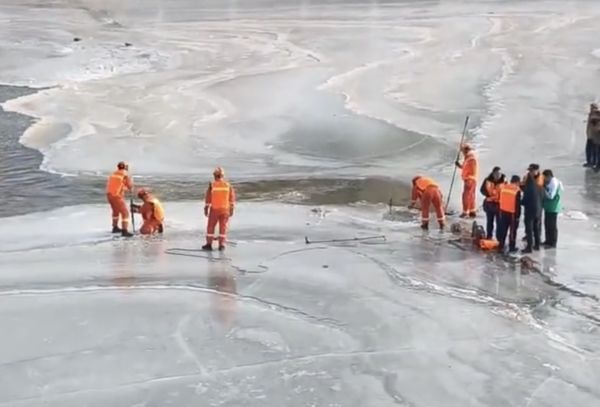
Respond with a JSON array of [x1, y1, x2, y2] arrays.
[[445, 115, 470, 213], [304, 235, 386, 245]]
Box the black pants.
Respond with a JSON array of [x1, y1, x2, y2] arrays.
[[497, 211, 519, 250], [585, 139, 596, 166], [544, 212, 558, 247], [483, 201, 499, 239], [524, 211, 541, 249]]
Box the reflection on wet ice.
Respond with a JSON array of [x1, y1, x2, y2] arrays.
[[207, 254, 237, 331]]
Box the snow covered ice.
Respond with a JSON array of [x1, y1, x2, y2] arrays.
[[1, 0, 600, 406]]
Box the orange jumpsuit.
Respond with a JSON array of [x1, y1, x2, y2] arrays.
[[461, 151, 478, 215], [139, 196, 165, 235], [106, 169, 133, 229], [205, 179, 236, 246], [411, 177, 445, 225]]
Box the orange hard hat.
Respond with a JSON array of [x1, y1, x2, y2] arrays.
[[213, 166, 225, 178], [137, 188, 148, 199], [117, 161, 128, 170]]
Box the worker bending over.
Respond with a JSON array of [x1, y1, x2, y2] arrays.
[[497, 175, 522, 253], [203, 167, 236, 251], [131, 189, 165, 235], [455, 144, 479, 218], [480, 166, 505, 239], [410, 176, 445, 230], [106, 161, 133, 237]]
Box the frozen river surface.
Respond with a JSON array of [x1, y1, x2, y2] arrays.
[[1, 0, 600, 406]]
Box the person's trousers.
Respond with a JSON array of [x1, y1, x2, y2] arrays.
[[421, 186, 445, 224], [483, 201, 499, 239], [462, 179, 477, 215], [524, 211, 541, 249], [585, 139, 597, 166], [544, 212, 558, 247], [206, 209, 229, 246], [140, 219, 162, 235], [107, 193, 129, 229], [497, 211, 519, 250]]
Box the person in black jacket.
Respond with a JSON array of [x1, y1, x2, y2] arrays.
[[479, 166, 505, 239], [521, 163, 544, 253]]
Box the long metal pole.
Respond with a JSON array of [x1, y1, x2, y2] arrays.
[[445, 116, 470, 212]]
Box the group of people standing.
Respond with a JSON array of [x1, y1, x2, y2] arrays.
[[481, 163, 562, 254], [411, 144, 563, 254], [105, 163, 236, 251]]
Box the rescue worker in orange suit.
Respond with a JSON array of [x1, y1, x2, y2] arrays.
[[202, 167, 236, 251], [131, 189, 165, 235], [479, 166, 505, 239], [496, 175, 522, 253], [106, 161, 133, 237], [455, 144, 479, 218], [409, 176, 445, 230]]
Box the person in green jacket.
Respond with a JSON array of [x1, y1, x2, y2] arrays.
[[542, 169, 562, 248]]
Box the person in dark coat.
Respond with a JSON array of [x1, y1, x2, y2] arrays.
[[479, 166, 506, 239], [586, 103, 600, 168], [521, 163, 544, 253]]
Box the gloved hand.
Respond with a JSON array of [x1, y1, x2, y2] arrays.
[[455, 160, 461, 168], [204, 206, 209, 217], [229, 206, 234, 217], [131, 204, 141, 213]]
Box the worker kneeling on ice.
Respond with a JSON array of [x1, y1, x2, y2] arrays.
[[131, 189, 165, 235], [203, 167, 236, 251], [409, 176, 445, 230]]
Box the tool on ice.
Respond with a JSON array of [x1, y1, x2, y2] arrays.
[[445, 115, 470, 213], [305, 235, 386, 245]]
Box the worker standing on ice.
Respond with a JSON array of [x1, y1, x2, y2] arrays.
[[497, 175, 522, 253], [203, 167, 236, 251], [480, 166, 505, 239], [455, 144, 478, 218], [542, 169, 562, 248], [409, 176, 445, 230], [106, 161, 133, 237], [521, 164, 544, 253], [131, 189, 165, 235]]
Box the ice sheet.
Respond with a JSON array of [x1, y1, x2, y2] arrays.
[[3, 0, 599, 180], [0, 201, 599, 406]]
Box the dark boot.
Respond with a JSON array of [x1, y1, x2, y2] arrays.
[[121, 229, 133, 237], [420, 221, 429, 230], [202, 244, 213, 251], [438, 220, 445, 230], [112, 226, 122, 233], [521, 247, 532, 254], [469, 212, 477, 218], [218, 245, 226, 251]]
